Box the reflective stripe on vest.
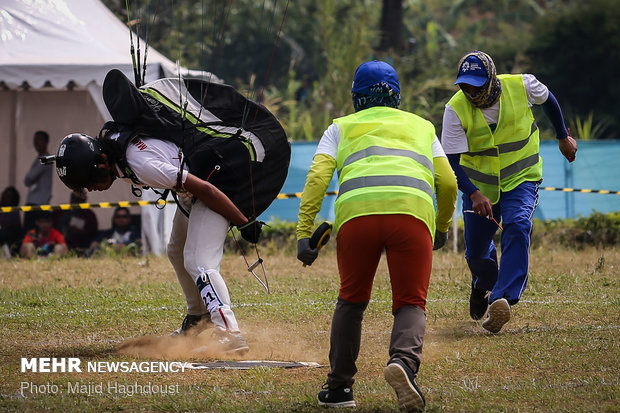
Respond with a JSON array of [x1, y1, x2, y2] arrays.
[[333, 106, 436, 236], [339, 175, 434, 198], [339, 145, 435, 175], [448, 74, 542, 203]]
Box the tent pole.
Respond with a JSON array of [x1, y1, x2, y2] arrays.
[[8, 91, 17, 186]]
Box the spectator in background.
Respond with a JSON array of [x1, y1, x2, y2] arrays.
[[89, 207, 140, 256], [295, 77, 310, 105], [0, 186, 23, 258], [54, 189, 98, 256], [20, 211, 67, 258], [23, 130, 53, 232]]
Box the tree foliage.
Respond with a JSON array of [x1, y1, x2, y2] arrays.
[[101, 0, 615, 140], [104, 0, 296, 87], [527, 0, 620, 139]]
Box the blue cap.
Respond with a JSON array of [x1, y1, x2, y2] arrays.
[[454, 55, 488, 87], [352, 61, 400, 94]]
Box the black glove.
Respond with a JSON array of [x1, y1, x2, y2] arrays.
[[238, 219, 264, 244], [433, 230, 448, 250], [297, 238, 319, 266]]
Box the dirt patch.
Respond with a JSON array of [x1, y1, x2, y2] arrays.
[[117, 321, 324, 363]]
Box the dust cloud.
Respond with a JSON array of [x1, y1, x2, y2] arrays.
[[117, 321, 323, 363]]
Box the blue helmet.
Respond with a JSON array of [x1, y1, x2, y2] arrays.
[[352, 60, 400, 96]]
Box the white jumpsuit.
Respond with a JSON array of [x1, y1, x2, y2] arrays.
[[119, 134, 242, 333]]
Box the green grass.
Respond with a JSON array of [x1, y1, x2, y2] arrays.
[[0, 247, 618, 412]]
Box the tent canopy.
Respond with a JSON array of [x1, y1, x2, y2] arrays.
[[0, 0, 219, 230], [0, 0, 178, 90]]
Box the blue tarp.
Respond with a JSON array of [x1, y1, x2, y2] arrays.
[[260, 142, 337, 223], [259, 140, 620, 223], [535, 140, 620, 220]]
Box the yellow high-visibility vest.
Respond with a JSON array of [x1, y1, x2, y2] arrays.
[[448, 74, 542, 204], [333, 106, 436, 237]]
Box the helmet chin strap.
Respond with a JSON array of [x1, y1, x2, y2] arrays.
[[86, 161, 117, 190], [103, 155, 121, 184]]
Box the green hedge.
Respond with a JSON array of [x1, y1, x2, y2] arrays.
[[531, 211, 620, 249], [225, 220, 300, 255]]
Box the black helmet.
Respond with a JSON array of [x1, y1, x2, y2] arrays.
[[54, 133, 105, 191]]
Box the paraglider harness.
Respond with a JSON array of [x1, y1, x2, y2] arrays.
[[100, 69, 291, 220], [100, 69, 290, 293]]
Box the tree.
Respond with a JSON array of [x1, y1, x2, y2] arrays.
[[102, 0, 299, 87], [378, 0, 403, 52], [527, 0, 620, 139]]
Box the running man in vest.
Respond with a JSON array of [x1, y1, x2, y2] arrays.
[[49, 71, 290, 355], [441, 50, 577, 334], [296, 60, 457, 411]]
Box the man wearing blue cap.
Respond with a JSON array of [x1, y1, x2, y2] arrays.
[[441, 51, 577, 333], [297, 60, 457, 411]]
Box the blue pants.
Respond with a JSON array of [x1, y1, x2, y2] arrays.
[[463, 181, 540, 305]]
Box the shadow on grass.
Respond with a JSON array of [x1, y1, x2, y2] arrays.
[[431, 319, 568, 341], [429, 321, 487, 340]]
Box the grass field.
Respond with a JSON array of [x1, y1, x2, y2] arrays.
[[0, 247, 618, 412]]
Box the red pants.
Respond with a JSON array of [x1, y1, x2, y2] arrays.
[[336, 214, 432, 311]]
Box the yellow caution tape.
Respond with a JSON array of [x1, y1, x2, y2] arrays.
[[1, 199, 168, 213], [0, 187, 618, 213]]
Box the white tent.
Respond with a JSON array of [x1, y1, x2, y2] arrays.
[[0, 0, 214, 246]]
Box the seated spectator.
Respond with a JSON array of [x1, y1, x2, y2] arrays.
[[88, 207, 140, 256], [0, 186, 22, 258], [20, 211, 68, 258], [54, 190, 98, 256]]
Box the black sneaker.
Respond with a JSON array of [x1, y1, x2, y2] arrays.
[[384, 358, 425, 412], [317, 383, 356, 408], [470, 286, 489, 320], [170, 313, 212, 336]]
